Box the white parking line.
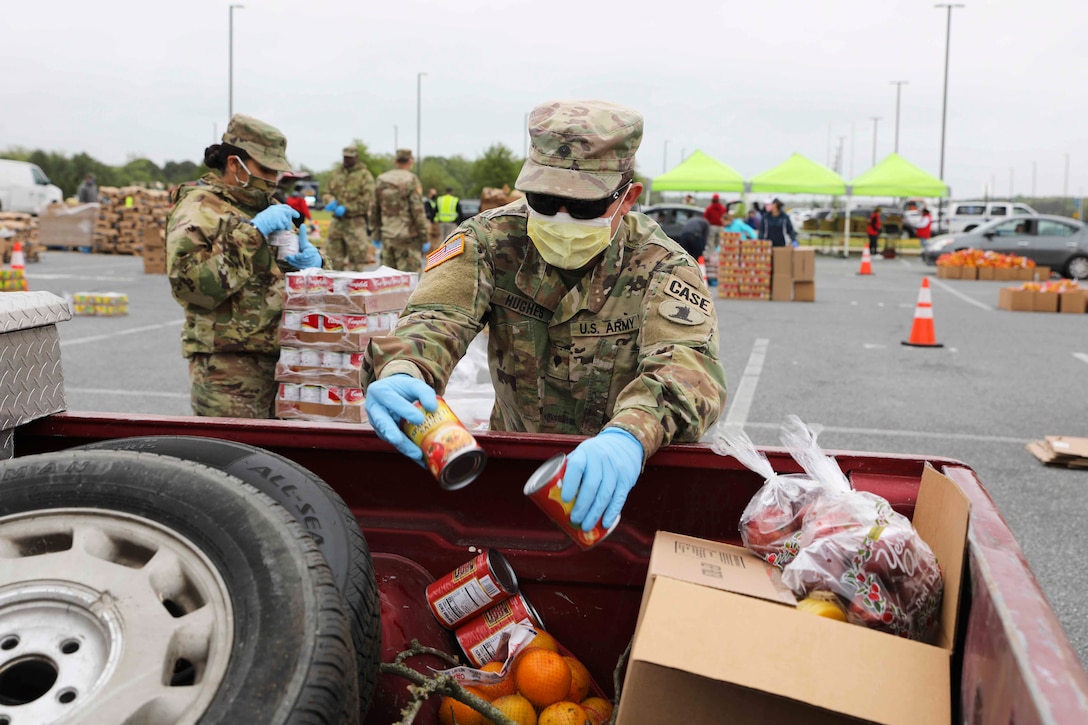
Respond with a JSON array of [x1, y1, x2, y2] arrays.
[[724, 338, 768, 426], [1074, 353, 1088, 366], [61, 319, 184, 347], [743, 421, 1027, 445], [66, 387, 189, 400], [929, 278, 993, 311]]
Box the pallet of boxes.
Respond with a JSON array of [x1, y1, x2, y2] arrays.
[[274, 267, 416, 423], [717, 233, 771, 300], [94, 186, 170, 256], [769, 246, 816, 302], [0, 212, 41, 264]]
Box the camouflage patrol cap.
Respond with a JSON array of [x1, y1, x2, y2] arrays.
[[342, 146, 358, 158], [395, 148, 414, 161], [515, 100, 642, 200], [222, 114, 291, 172]]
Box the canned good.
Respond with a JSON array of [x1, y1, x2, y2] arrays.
[[454, 593, 544, 667], [300, 385, 323, 404], [402, 397, 486, 491], [321, 351, 345, 368], [279, 348, 301, 366], [267, 229, 300, 260], [524, 453, 618, 550], [426, 550, 519, 629], [299, 349, 324, 368], [278, 383, 300, 401], [282, 311, 303, 330]]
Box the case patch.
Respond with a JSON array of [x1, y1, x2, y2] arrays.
[[658, 300, 706, 326], [662, 275, 713, 314]]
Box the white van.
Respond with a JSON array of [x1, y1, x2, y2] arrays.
[[0, 160, 64, 215], [941, 200, 1038, 234]]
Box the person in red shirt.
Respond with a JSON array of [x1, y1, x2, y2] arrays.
[[703, 193, 727, 251], [284, 187, 312, 222], [866, 207, 883, 255], [915, 207, 932, 245]]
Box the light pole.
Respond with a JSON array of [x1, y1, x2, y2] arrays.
[[890, 81, 908, 153], [869, 117, 881, 166], [228, 4, 244, 119], [935, 4, 965, 230], [416, 72, 427, 176]]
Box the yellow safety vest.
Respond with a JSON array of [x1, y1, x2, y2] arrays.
[[436, 194, 459, 223]]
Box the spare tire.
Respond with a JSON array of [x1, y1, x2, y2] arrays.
[[73, 436, 380, 715], [0, 450, 357, 725]]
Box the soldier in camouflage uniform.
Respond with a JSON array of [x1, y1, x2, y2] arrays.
[[369, 148, 429, 273], [166, 114, 320, 418], [325, 146, 376, 270], [365, 100, 728, 533]]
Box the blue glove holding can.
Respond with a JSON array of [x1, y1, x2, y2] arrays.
[[364, 375, 439, 461], [251, 205, 299, 238], [561, 427, 644, 532], [284, 224, 322, 270]]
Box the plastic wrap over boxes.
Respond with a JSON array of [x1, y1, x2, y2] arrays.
[[274, 267, 417, 424], [717, 234, 772, 300], [71, 292, 129, 316]]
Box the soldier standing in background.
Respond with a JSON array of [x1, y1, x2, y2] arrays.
[[363, 100, 727, 534], [369, 148, 429, 272], [165, 114, 323, 418], [324, 146, 376, 269]]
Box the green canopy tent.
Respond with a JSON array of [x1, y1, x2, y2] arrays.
[[651, 150, 745, 192], [748, 152, 847, 196], [850, 153, 949, 198]]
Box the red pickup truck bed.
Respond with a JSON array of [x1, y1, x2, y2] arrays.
[[14, 412, 1088, 723]]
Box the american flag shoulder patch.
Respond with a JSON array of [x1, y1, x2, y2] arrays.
[[425, 234, 466, 271]]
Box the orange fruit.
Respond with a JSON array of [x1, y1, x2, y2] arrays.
[[563, 656, 591, 703], [487, 693, 538, 725], [438, 686, 487, 725], [476, 660, 516, 700], [526, 629, 560, 652], [514, 648, 572, 708], [538, 701, 589, 725], [580, 697, 614, 725]]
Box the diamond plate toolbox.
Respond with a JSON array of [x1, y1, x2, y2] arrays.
[[1, 291, 73, 438]]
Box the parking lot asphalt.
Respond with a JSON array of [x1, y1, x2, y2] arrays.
[[21, 250, 1088, 669]]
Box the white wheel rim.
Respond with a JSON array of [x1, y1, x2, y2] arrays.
[[0, 509, 234, 725], [1069, 257, 1088, 279]]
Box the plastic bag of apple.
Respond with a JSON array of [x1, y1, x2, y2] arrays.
[[712, 415, 943, 642]]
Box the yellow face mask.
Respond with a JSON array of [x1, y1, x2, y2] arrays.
[[526, 209, 620, 270]]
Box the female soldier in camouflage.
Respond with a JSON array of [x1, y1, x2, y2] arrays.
[[166, 114, 322, 418]]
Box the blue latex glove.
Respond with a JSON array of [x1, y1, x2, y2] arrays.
[[334, 203, 347, 218], [364, 375, 438, 461], [285, 224, 322, 270], [252, 205, 299, 238], [324, 199, 339, 211], [422, 242, 431, 253], [562, 427, 644, 532], [792, 239, 800, 248]]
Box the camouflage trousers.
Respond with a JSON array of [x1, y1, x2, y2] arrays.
[[380, 236, 425, 273], [188, 352, 278, 419], [326, 216, 375, 271]]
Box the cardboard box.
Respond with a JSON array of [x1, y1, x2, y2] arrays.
[[977, 266, 995, 281], [1034, 290, 1060, 313], [771, 247, 793, 278], [998, 287, 1034, 312], [616, 467, 970, 725], [791, 248, 815, 281], [770, 275, 792, 302], [994, 267, 1014, 281], [793, 280, 815, 302], [960, 266, 979, 280], [1034, 266, 1051, 281], [1059, 290, 1087, 314], [938, 265, 960, 279]]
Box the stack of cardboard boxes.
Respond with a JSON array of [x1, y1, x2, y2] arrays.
[[274, 267, 415, 423], [717, 233, 771, 300], [94, 186, 170, 255], [0, 212, 40, 263], [142, 222, 166, 274], [998, 283, 1086, 313], [768, 247, 815, 302]]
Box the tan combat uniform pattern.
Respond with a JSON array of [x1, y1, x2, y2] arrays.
[[369, 169, 429, 273], [367, 201, 728, 458], [165, 173, 287, 418], [326, 163, 376, 270]]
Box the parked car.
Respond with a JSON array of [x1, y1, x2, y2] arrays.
[[0, 159, 64, 214], [457, 198, 481, 223], [921, 215, 1088, 279], [936, 199, 1038, 235]]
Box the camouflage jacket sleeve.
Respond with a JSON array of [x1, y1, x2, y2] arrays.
[[165, 189, 271, 310], [366, 227, 491, 388], [606, 259, 728, 458], [408, 185, 428, 240], [342, 168, 375, 217], [367, 179, 383, 237]]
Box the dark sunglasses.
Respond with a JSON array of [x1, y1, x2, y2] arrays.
[[525, 183, 630, 220]]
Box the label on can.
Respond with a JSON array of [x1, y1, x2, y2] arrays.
[[300, 385, 323, 403], [524, 453, 618, 550], [279, 348, 301, 366], [402, 398, 486, 490], [278, 383, 300, 401], [455, 593, 543, 667], [283, 311, 303, 330], [321, 351, 344, 368], [299, 349, 324, 368], [427, 550, 518, 629]]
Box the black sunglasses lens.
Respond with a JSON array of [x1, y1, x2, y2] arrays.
[[566, 198, 611, 220], [525, 193, 561, 216], [526, 185, 625, 219]]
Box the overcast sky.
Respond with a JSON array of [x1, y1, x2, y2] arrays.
[[3, 0, 1085, 199]]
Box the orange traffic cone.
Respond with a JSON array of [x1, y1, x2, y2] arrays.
[[697, 255, 708, 286], [902, 278, 943, 348], [857, 246, 873, 275], [10, 240, 26, 271]]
